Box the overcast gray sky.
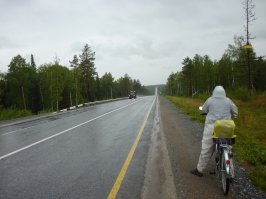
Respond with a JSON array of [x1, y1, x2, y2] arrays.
[[0, 0, 265, 85]]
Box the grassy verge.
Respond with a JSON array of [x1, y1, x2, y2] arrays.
[[0, 108, 32, 121], [165, 94, 266, 191]]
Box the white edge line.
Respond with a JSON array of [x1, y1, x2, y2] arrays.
[[1, 126, 35, 136], [1, 130, 17, 136], [0, 99, 144, 161]]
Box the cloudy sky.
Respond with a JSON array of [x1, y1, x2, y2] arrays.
[[0, 0, 266, 85]]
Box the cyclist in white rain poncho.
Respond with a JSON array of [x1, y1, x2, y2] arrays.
[[191, 86, 238, 177]]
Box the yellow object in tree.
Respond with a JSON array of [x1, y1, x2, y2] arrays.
[[212, 120, 236, 138], [243, 44, 253, 49]]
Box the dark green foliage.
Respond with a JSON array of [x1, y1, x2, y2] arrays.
[[100, 72, 114, 99], [6, 55, 37, 111], [0, 73, 7, 108], [79, 44, 96, 102], [165, 36, 266, 96], [253, 58, 266, 90], [0, 44, 148, 119], [0, 108, 32, 121]]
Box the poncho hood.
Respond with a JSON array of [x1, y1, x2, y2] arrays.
[[212, 86, 226, 98]]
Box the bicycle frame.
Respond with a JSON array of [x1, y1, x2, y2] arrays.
[[220, 145, 230, 176]]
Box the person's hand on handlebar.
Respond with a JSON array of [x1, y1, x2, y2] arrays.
[[199, 106, 207, 115]]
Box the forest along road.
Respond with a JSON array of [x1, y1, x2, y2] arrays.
[[0, 96, 157, 199]]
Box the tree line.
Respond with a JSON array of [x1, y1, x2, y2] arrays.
[[165, 36, 266, 97], [0, 44, 149, 114]]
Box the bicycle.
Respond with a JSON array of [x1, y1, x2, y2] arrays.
[[212, 120, 236, 195]]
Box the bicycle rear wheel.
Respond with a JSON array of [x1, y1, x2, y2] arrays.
[[221, 151, 229, 195]]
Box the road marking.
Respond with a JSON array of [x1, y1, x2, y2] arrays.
[[107, 96, 156, 199], [1, 126, 35, 136], [0, 99, 143, 161]]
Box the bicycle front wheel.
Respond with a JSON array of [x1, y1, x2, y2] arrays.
[[221, 151, 230, 195]]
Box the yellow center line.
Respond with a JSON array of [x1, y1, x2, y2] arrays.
[[107, 97, 156, 199]]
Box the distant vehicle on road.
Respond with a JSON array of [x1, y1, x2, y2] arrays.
[[129, 91, 136, 99]]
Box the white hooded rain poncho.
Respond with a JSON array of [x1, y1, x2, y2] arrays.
[[197, 86, 238, 172]]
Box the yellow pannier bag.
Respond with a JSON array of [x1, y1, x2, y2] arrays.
[[212, 120, 236, 138]]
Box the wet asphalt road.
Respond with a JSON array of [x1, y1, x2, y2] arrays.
[[0, 96, 156, 199]]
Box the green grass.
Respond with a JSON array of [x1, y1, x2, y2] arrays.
[[165, 94, 266, 191], [0, 108, 32, 121]]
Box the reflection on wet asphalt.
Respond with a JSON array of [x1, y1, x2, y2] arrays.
[[0, 96, 155, 199]]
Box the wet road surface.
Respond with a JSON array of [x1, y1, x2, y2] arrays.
[[0, 96, 156, 199], [1, 95, 254, 199]]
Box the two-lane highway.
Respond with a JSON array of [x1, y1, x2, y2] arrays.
[[0, 96, 156, 199]]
